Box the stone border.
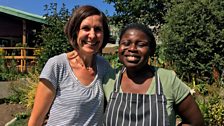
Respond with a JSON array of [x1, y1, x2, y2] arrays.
[[5, 117, 17, 126]]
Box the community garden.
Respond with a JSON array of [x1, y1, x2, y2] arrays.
[[0, 0, 224, 125]]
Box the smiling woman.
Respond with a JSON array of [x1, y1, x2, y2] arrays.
[[76, 15, 104, 56], [103, 23, 204, 126], [28, 5, 114, 126]]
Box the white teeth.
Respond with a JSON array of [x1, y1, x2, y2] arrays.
[[127, 56, 138, 61], [87, 42, 96, 46]]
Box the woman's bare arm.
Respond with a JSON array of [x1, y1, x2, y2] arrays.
[[28, 79, 56, 126], [175, 94, 204, 126]]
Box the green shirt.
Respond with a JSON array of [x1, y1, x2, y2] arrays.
[[103, 67, 190, 126]]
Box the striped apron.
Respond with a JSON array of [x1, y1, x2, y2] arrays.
[[104, 68, 170, 126]]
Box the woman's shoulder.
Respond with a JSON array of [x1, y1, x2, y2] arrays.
[[152, 66, 178, 86], [154, 66, 190, 92], [47, 53, 67, 64], [154, 67, 176, 77], [49, 53, 66, 60]]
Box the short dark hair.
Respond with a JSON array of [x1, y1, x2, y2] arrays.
[[64, 5, 110, 50], [119, 23, 156, 56]]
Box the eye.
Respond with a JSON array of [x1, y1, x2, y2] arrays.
[[120, 41, 130, 46], [81, 26, 90, 31], [137, 41, 148, 47], [94, 27, 103, 33]]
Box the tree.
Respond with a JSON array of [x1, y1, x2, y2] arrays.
[[104, 0, 172, 27], [37, 3, 74, 70], [159, 0, 224, 82]]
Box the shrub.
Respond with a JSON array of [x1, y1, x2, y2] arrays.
[[37, 3, 73, 71], [159, 0, 224, 82], [195, 84, 224, 125], [0, 54, 22, 81], [197, 96, 224, 125], [24, 71, 39, 109], [7, 71, 39, 109]]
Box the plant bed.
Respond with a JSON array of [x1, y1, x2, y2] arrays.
[[0, 102, 27, 126]]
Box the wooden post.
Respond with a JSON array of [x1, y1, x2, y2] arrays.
[[21, 20, 26, 72]]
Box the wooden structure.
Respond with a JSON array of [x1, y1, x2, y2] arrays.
[[0, 6, 46, 72]]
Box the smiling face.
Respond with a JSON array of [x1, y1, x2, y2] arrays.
[[76, 15, 104, 56], [118, 29, 150, 70]]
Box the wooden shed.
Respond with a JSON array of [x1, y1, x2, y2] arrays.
[[0, 5, 46, 72]]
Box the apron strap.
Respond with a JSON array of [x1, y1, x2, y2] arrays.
[[155, 71, 164, 95], [114, 67, 126, 92]]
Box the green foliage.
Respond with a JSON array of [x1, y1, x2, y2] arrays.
[[195, 83, 208, 96], [205, 103, 224, 126], [15, 111, 30, 120], [8, 118, 29, 126], [159, 0, 224, 82], [193, 84, 224, 125], [23, 71, 39, 109], [7, 80, 29, 104], [5, 70, 39, 108], [5, 71, 39, 125], [37, 3, 73, 71], [105, 0, 172, 27], [103, 53, 122, 69], [197, 95, 224, 125], [0, 53, 22, 81]]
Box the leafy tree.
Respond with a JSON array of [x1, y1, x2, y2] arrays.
[[159, 0, 224, 82], [104, 0, 172, 27], [37, 3, 73, 70]]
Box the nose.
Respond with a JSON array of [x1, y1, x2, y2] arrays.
[[128, 43, 137, 51], [89, 28, 96, 39]]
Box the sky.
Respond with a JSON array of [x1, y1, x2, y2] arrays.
[[0, 0, 115, 16]]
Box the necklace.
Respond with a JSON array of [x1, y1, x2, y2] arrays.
[[71, 51, 95, 71], [75, 58, 91, 70]]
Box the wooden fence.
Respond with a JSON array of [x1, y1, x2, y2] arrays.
[[0, 46, 161, 73], [0, 47, 39, 72]]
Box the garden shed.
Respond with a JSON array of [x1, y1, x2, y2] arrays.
[[0, 5, 46, 72]]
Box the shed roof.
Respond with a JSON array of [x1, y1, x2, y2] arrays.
[[0, 5, 46, 24]]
